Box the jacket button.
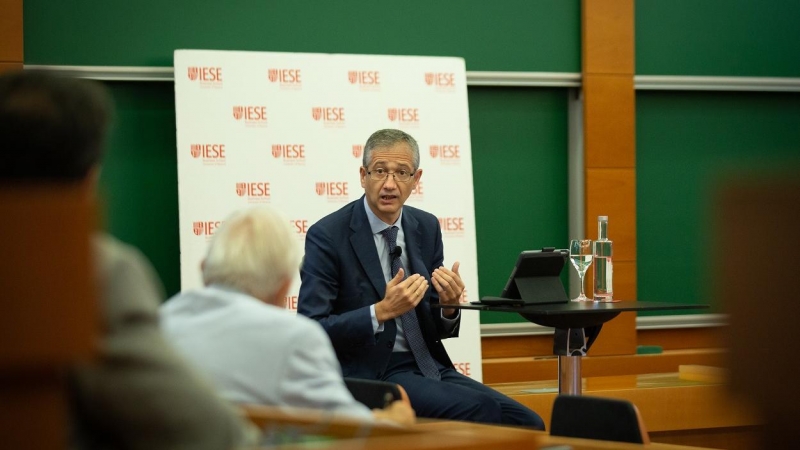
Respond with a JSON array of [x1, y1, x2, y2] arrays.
[[386, 341, 393, 348]]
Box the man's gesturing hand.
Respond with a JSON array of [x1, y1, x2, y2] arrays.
[[432, 262, 465, 318], [375, 269, 429, 323]]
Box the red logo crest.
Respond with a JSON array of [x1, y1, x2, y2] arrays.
[[192, 222, 203, 236], [271, 145, 282, 158], [191, 144, 202, 158], [315, 183, 326, 196], [348, 71, 358, 84], [268, 69, 278, 82], [388, 108, 397, 121], [429, 145, 439, 158], [233, 107, 243, 120], [188, 67, 199, 81], [235, 183, 246, 197], [424, 73, 434, 85], [312, 107, 322, 121], [352, 145, 363, 158]]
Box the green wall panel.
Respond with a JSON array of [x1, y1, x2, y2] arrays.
[[637, 90, 800, 315], [24, 0, 580, 72], [469, 87, 569, 324], [637, 0, 800, 77]]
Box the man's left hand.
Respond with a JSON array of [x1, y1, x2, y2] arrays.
[[432, 262, 465, 318]]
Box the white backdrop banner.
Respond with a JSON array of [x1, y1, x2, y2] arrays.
[[174, 49, 482, 381]]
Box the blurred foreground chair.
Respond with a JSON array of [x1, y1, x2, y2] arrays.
[[0, 185, 97, 449], [550, 394, 649, 444]]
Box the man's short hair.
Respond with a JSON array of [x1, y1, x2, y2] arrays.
[[362, 129, 420, 171], [202, 206, 300, 302], [0, 70, 112, 182]]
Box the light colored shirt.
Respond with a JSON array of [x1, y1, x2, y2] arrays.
[[160, 285, 373, 421]]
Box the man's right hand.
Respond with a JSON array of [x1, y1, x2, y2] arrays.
[[374, 269, 428, 323], [372, 400, 415, 426]]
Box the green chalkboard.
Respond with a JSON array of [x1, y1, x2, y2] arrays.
[[637, 0, 800, 77], [470, 88, 570, 324], [99, 82, 181, 297], [637, 90, 800, 315], [23, 0, 580, 72]]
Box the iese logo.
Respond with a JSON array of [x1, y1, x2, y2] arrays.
[[387, 108, 419, 126], [190, 144, 226, 165], [233, 106, 268, 127], [312, 107, 346, 127], [315, 181, 349, 202], [272, 144, 306, 165], [290, 219, 309, 236], [348, 70, 380, 90], [193, 221, 222, 237], [424, 72, 456, 90], [452, 361, 472, 376], [284, 295, 299, 311], [352, 145, 363, 159], [268, 68, 302, 89], [438, 216, 465, 234], [187, 67, 223, 88], [236, 182, 271, 203], [429, 144, 461, 164]]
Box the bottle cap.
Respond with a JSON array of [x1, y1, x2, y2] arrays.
[[598, 215, 608, 221]]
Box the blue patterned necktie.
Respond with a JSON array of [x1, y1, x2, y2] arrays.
[[380, 226, 441, 380]]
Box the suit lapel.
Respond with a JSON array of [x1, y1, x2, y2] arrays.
[[350, 198, 386, 297]]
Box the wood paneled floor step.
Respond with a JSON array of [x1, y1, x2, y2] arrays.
[[487, 372, 762, 450], [482, 348, 726, 384]]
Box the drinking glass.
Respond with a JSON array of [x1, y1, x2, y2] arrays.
[[569, 239, 593, 301]]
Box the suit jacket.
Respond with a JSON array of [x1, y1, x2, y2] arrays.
[[69, 234, 256, 450], [160, 285, 373, 421], [298, 196, 460, 380]]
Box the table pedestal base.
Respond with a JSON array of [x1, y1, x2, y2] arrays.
[[554, 327, 591, 395], [558, 355, 582, 395]]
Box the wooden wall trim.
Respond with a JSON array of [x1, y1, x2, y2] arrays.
[[581, 0, 637, 355], [0, 0, 23, 67]]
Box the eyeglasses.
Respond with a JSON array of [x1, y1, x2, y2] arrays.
[[366, 167, 416, 183]]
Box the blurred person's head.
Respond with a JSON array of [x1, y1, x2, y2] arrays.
[[0, 70, 112, 183], [201, 207, 300, 306]]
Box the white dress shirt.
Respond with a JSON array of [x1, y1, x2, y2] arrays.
[[160, 285, 373, 421]]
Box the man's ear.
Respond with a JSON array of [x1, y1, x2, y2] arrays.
[[359, 166, 368, 188], [412, 168, 423, 188]]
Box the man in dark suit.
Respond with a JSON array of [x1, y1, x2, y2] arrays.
[[298, 129, 544, 428]]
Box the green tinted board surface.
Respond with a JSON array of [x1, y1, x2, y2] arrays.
[[637, 90, 800, 315], [99, 82, 180, 298], [23, 0, 580, 72], [469, 88, 569, 324], [636, 0, 800, 76]]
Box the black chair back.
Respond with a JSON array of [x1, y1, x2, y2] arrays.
[[550, 394, 649, 444]]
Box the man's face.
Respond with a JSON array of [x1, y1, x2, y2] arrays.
[[360, 142, 422, 224]]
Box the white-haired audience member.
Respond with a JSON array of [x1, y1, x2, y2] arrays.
[[160, 206, 414, 425]]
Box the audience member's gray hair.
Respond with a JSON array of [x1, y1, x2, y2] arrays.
[[202, 206, 299, 301], [362, 129, 420, 170]]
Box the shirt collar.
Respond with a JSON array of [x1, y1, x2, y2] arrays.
[[362, 196, 402, 235]]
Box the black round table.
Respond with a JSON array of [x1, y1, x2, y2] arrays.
[[435, 300, 708, 394]]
